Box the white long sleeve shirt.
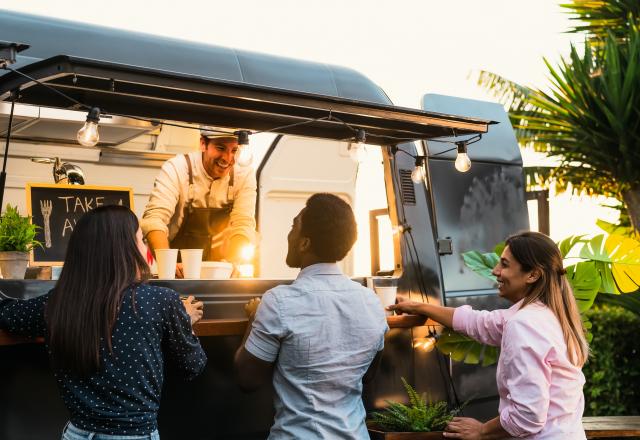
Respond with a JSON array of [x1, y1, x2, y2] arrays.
[[140, 151, 257, 244]]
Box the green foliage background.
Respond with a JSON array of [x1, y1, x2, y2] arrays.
[[582, 305, 640, 416]]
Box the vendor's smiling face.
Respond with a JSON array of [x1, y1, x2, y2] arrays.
[[200, 136, 238, 179]]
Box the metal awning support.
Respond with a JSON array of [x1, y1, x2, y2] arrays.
[[0, 56, 496, 146]]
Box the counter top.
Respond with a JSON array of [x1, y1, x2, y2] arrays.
[[0, 315, 436, 345]]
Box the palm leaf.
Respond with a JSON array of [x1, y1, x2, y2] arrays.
[[477, 24, 640, 231], [462, 251, 498, 281], [561, 0, 640, 39], [579, 233, 640, 293], [596, 290, 640, 316], [566, 261, 601, 312], [436, 329, 499, 366]]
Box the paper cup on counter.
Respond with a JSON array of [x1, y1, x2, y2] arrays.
[[155, 249, 179, 279], [374, 286, 397, 316], [180, 249, 203, 279], [51, 265, 63, 280]]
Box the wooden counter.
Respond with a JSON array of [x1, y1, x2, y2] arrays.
[[584, 416, 640, 438], [0, 314, 436, 344]]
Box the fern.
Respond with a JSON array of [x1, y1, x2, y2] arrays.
[[369, 377, 464, 432]]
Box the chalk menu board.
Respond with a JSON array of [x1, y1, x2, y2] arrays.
[[27, 183, 134, 265]]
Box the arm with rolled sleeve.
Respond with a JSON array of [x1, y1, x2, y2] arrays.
[[0, 292, 49, 338], [161, 292, 207, 380], [244, 291, 285, 362], [140, 160, 182, 238], [499, 319, 552, 437], [227, 168, 257, 244], [452, 305, 512, 347]]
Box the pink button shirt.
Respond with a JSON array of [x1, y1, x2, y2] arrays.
[[453, 300, 586, 439]]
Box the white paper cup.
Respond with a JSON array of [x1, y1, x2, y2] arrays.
[[155, 249, 178, 279], [51, 265, 63, 280], [180, 249, 203, 279], [200, 261, 233, 279], [374, 286, 397, 316]]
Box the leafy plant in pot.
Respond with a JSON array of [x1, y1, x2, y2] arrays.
[[367, 378, 464, 439], [0, 205, 41, 279]]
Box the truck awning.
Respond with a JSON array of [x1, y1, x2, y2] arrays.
[[0, 55, 495, 145]]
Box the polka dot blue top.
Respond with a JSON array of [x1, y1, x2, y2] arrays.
[[0, 284, 207, 435]]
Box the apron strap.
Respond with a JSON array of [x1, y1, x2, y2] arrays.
[[184, 154, 195, 213], [227, 167, 235, 203]]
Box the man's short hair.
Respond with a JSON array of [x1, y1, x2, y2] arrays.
[[300, 193, 357, 262]]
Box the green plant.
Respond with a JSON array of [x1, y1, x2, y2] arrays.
[[0, 204, 42, 252], [368, 377, 463, 432], [582, 305, 640, 416], [476, 2, 640, 233]]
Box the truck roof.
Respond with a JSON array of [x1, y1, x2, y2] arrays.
[[0, 9, 495, 145]]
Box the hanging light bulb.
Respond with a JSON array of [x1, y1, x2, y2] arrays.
[[411, 156, 426, 183], [349, 129, 368, 163], [77, 107, 101, 147], [412, 330, 438, 353], [454, 141, 471, 172], [236, 145, 253, 167], [234, 130, 253, 166], [412, 336, 436, 353]]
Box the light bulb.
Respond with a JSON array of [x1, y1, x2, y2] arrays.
[[77, 107, 100, 147], [454, 152, 471, 172], [77, 121, 99, 147], [349, 143, 367, 163], [236, 145, 253, 166], [411, 165, 426, 183], [412, 336, 436, 353], [454, 141, 471, 172], [239, 244, 255, 262]]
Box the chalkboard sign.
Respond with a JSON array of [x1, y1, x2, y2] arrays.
[[26, 183, 134, 265]]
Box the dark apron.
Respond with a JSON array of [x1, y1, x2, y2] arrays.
[[169, 154, 234, 261]]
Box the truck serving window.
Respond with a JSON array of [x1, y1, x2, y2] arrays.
[[256, 135, 395, 279]]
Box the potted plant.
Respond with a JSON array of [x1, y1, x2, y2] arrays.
[[0, 204, 41, 279], [367, 378, 463, 439]]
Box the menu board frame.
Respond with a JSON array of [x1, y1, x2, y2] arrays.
[[26, 183, 134, 265]]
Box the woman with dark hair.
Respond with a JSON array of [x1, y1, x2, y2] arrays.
[[0, 205, 206, 439], [389, 231, 588, 439]]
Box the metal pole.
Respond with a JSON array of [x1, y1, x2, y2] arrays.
[[0, 95, 16, 213]]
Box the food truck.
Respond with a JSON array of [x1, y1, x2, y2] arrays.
[[0, 10, 529, 439]]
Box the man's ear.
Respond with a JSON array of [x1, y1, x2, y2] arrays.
[[299, 237, 311, 254], [199, 137, 208, 152]]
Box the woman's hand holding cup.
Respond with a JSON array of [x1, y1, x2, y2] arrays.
[[386, 299, 427, 316]]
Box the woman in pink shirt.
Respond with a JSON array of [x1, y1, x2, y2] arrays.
[[389, 231, 588, 439]]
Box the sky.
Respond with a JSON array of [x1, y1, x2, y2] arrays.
[[2, 0, 583, 108], [2, 0, 617, 238]]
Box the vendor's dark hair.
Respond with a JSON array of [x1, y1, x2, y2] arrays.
[[301, 193, 357, 262], [46, 205, 150, 376]]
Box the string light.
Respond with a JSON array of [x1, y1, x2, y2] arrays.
[[234, 130, 253, 166], [454, 141, 472, 172], [411, 156, 426, 183], [76, 107, 101, 147], [348, 129, 368, 163], [412, 329, 438, 352]]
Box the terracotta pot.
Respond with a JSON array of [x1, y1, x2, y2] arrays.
[[0, 251, 29, 279], [368, 428, 445, 439]]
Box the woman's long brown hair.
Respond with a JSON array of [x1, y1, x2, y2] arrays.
[[506, 231, 589, 367], [45, 205, 150, 376]]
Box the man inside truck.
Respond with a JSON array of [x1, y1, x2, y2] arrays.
[[234, 193, 388, 439], [141, 128, 257, 276]]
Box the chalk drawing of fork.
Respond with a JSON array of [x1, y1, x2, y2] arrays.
[[40, 199, 53, 248]]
